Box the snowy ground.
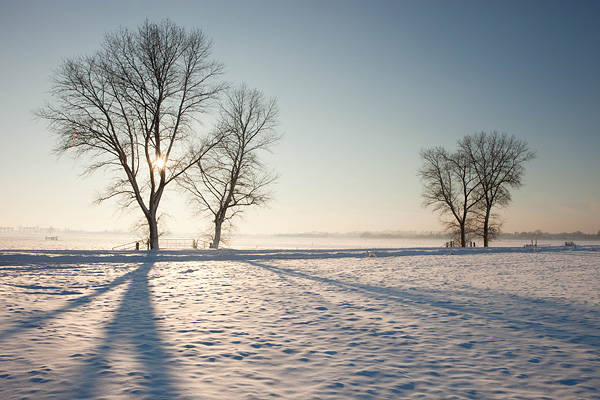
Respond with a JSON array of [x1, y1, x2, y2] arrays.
[[0, 245, 599, 399]]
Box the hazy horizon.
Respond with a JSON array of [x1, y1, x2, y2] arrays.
[[1, 1, 599, 236], [1, 225, 598, 238]]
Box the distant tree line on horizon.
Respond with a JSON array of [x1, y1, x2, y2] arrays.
[[358, 229, 600, 241], [0, 226, 129, 235], [2, 226, 598, 242], [274, 231, 449, 239], [359, 231, 447, 239], [502, 230, 600, 241], [419, 131, 536, 247]]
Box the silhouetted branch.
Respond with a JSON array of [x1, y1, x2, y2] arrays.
[[179, 84, 281, 249], [36, 19, 225, 249]]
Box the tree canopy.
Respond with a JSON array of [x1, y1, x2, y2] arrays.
[[37, 19, 226, 249], [419, 132, 535, 247], [179, 84, 281, 249]]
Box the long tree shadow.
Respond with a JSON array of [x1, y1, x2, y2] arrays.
[[75, 260, 185, 399], [0, 262, 144, 341], [246, 260, 600, 349]]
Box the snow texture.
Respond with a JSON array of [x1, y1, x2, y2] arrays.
[[0, 245, 599, 399]]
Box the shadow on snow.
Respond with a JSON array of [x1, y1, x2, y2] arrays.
[[0, 256, 185, 399], [245, 260, 600, 349], [75, 261, 184, 399]]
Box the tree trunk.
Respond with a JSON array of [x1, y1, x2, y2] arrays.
[[483, 210, 490, 247], [460, 222, 467, 247], [212, 218, 223, 249], [147, 214, 160, 250]]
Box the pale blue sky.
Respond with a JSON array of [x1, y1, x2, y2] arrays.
[[1, 0, 599, 235]]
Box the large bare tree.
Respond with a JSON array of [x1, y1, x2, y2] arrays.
[[179, 84, 280, 249], [36, 20, 225, 249], [458, 131, 536, 246], [418, 147, 483, 247]]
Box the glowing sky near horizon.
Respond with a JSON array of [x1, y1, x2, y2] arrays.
[[1, 0, 599, 235]]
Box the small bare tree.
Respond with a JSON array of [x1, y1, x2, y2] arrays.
[[418, 147, 483, 247], [179, 84, 280, 249], [36, 20, 225, 249], [458, 131, 536, 246]]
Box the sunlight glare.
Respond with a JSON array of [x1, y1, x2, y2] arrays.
[[153, 155, 167, 171]]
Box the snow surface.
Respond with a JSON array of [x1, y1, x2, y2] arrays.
[[0, 245, 599, 399]]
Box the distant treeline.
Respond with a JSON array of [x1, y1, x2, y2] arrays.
[[499, 230, 600, 241], [274, 230, 600, 241], [360, 230, 600, 241], [275, 231, 447, 239], [359, 231, 447, 239], [0, 226, 127, 235]]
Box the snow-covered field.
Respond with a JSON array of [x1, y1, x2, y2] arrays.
[[0, 243, 599, 399]]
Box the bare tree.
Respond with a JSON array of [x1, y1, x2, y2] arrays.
[[418, 147, 483, 247], [36, 20, 225, 249], [470, 208, 503, 244], [179, 84, 280, 249], [458, 131, 536, 246]]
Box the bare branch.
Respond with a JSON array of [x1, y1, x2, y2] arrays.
[[418, 146, 483, 247], [458, 131, 535, 246], [178, 84, 281, 249], [36, 19, 225, 249]]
